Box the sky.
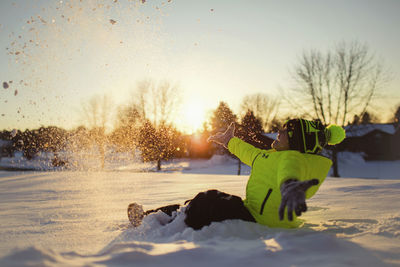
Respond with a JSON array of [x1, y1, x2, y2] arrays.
[[0, 0, 399, 133]]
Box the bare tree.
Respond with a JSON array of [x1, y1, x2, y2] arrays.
[[394, 105, 400, 124], [287, 41, 389, 177], [126, 79, 182, 170], [135, 79, 152, 120], [288, 41, 387, 126], [131, 79, 181, 126], [81, 94, 114, 169], [82, 94, 114, 131], [153, 80, 181, 125], [240, 93, 280, 131]]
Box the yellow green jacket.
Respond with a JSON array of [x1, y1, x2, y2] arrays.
[[228, 137, 332, 228]]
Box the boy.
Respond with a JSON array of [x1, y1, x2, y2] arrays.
[[128, 119, 345, 229]]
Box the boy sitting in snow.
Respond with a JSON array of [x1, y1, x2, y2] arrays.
[[128, 119, 345, 229]]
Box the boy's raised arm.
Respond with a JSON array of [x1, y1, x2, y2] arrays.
[[208, 123, 263, 167]]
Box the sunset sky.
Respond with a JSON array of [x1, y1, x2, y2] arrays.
[[0, 0, 399, 133]]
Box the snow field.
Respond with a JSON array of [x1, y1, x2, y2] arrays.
[[0, 169, 399, 266]]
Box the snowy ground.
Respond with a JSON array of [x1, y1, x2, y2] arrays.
[[0, 154, 400, 266], [1, 151, 399, 179]]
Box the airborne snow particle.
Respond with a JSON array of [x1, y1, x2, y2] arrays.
[[14, 90, 18, 96], [110, 19, 117, 25], [3, 82, 9, 89], [39, 17, 47, 24]]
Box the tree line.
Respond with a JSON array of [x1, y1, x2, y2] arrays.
[[2, 99, 398, 172], [0, 99, 277, 170]]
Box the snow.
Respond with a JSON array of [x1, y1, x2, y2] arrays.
[[334, 152, 400, 179], [0, 154, 400, 266], [263, 132, 278, 140]]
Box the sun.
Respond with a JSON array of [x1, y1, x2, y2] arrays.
[[177, 101, 208, 134]]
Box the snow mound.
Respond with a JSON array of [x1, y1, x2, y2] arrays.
[[188, 154, 236, 169], [334, 152, 400, 179], [1, 213, 389, 267], [338, 152, 366, 164]]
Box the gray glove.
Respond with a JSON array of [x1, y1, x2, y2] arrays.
[[207, 122, 235, 149], [279, 178, 319, 221]]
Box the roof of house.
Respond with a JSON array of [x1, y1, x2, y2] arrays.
[[262, 124, 398, 139], [344, 124, 397, 137]]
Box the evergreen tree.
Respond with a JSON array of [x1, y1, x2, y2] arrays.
[[209, 102, 237, 155], [394, 105, 400, 124], [238, 110, 272, 150], [210, 101, 237, 134], [361, 112, 372, 124], [240, 110, 264, 139], [136, 120, 158, 163], [351, 115, 360, 125], [136, 120, 184, 171]]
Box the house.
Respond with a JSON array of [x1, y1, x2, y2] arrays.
[[339, 123, 400, 160], [0, 139, 13, 157]]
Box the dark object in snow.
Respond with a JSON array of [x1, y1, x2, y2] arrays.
[[127, 203, 144, 227], [0, 139, 13, 157], [127, 202, 180, 227], [3, 82, 9, 89], [184, 190, 255, 230]]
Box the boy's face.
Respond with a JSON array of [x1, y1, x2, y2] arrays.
[[272, 126, 290, 151]]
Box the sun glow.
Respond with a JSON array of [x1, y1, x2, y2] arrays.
[[177, 101, 208, 134]]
